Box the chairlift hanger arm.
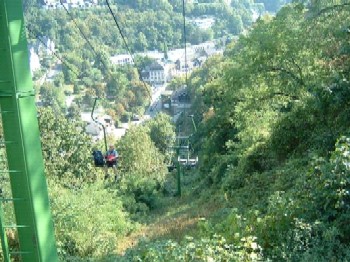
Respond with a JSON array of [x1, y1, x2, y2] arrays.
[[91, 97, 107, 152]]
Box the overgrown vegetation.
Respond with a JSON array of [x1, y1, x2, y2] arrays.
[[19, 107, 173, 261], [180, 1, 350, 260], [4, 0, 350, 261], [100, 1, 350, 260]]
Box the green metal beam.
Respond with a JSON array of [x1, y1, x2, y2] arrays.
[[0, 1, 58, 261], [0, 202, 10, 261]]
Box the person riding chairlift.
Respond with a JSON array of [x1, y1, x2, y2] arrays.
[[104, 145, 119, 180], [92, 149, 105, 167]]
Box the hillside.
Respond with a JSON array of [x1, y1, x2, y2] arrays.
[[107, 1, 350, 261], [4, 0, 350, 261]]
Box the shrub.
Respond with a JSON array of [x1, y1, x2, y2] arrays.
[[121, 235, 262, 262], [48, 180, 133, 259], [117, 126, 168, 211]]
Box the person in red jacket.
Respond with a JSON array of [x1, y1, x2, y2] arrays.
[[104, 145, 119, 180]]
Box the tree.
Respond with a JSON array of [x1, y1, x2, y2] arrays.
[[185, 2, 350, 259], [67, 103, 81, 120], [40, 82, 65, 109], [96, 49, 111, 76], [116, 126, 168, 210], [146, 113, 176, 155], [38, 107, 95, 184], [228, 13, 244, 35], [168, 76, 185, 91], [135, 32, 149, 51], [54, 72, 65, 87], [106, 71, 129, 99], [83, 88, 96, 108]]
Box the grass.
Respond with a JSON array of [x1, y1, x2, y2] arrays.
[[115, 170, 224, 256]]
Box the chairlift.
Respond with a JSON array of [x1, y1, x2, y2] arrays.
[[167, 135, 199, 171], [177, 156, 199, 169]]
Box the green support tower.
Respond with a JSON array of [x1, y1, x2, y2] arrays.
[[0, 0, 59, 261]]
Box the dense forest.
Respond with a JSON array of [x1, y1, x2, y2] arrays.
[[3, 0, 350, 261]]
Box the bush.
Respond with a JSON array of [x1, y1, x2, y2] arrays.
[[117, 126, 168, 211], [48, 180, 134, 259], [121, 234, 262, 262]]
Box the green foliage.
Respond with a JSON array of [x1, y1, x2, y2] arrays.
[[38, 107, 96, 185], [49, 180, 133, 259], [184, 2, 350, 261], [167, 76, 186, 91], [122, 235, 262, 262], [146, 113, 176, 155], [20, 1, 350, 261], [251, 137, 350, 260], [39, 82, 65, 109], [117, 126, 168, 211]]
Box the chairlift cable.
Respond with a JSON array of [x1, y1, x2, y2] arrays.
[[27, 27, 106, 94], [26, 26, 79, 77], [26, 27, 81, 79], [180, 0, 188, 138], [58, 0, 113, 79], [104, 0, 152, 100], [182, 0, 189, 87], [176, 0, 198, 170]]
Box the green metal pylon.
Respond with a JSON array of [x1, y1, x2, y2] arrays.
[[0, 1, 58, 261], [176, 146, 182, 197], [0, 202, 10, 261]]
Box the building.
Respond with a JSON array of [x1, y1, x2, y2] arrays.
[[82, 111, 116, 139], [167, 46, 195, 63], [138, 50, 164, 62], [175, 59, 192, 74], [43, 0, 99, 9], [110, 54, 133, 66], [29, 37, 55, 57], [29, 47, 41, 73], [141, 62, 166, 85], [85, 122, 102, 137], [192, 41, 216, 55], [189, 17, 215, 30]]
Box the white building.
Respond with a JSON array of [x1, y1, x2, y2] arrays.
[[192, 41, 216, 55], [29, 47, 40, 73], [43, 0, 99, 9], [82, 111, 117, 139], [45, 38, 55, 55], [110, 54, 133, 66], [141, 62, 166, 85], [138, 50, 164, 62], [175, 59, 193, 74], [167, 46, 195, 63], [189, 17, 215, 30], [30, 37, 55, 56]]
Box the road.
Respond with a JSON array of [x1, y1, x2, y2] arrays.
[[144, 84, 167, 118]]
